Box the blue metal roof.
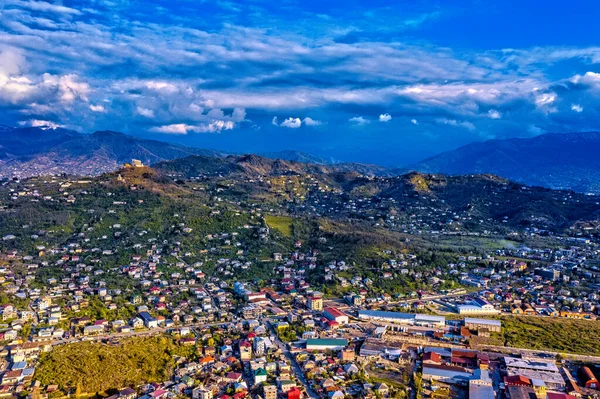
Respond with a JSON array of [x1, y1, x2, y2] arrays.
[[358, 310, 414, 320]]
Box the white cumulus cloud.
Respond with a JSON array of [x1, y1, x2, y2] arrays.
[[303, 117, 322, 126], [42, 73, 90, 103], [231, 107, 247, 122], [150, 124, 189, 134], [89, 104, 105, 112], [136, 107, 155, 118], [280, 117, 302, 128], [534, 92, 556, 106], [379, 113, 392, 122], [436, 118, 475, 131], [150, 120, 235, 134], [20, 119, 64, 129], [571, 104, 583, 113], [487, 109, 502, 119], [349, 116, 370, 125], [145, 81, 178, 94]]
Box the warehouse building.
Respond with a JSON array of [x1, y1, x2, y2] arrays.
[[457, 297, 500, 315], [139, 311, 158, 328], [358, 310, 445, 327], [504, 356, 565, 390], [469, 369, 494, 399], [306, 338, 348, 351], [422, 364, 473, 385], [414, 314, 445, 328], [323, 307, 349, 325], [464, 318, 502, 333]]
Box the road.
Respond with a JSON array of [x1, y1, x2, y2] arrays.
[[263, 319, 319, 399]]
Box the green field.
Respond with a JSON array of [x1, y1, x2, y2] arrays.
[[476, 316, 600, 356], [265, 214, 293, 237]]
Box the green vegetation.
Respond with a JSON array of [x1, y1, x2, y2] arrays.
[[265, 214, 293, 237], [34, 336, 194, 394], [478, 316, 600, 356]]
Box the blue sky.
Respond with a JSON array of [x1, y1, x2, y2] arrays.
[[1, 0, 600, 165]]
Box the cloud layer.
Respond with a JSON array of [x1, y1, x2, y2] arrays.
[[1, 0, 600, 164]]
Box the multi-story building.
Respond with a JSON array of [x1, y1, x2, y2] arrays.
[[307, 296, 323, 311], [263, 385, 277, 399]]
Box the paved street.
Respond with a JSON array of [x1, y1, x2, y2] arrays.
[[263, 319, 319, 399]]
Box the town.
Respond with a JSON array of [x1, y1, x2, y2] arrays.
[[0, 162, 599, 399]]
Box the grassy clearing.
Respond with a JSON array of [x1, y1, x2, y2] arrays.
[[265, 214, 293, 237], [477, 315, 600, 356], [434, 236, 519, 251]]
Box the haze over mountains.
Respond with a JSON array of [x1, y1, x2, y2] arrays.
[[0, 126, 222, 177], [414, 132, 600, 193], [3, 126, 600, 194]]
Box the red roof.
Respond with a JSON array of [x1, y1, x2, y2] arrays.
[[451, 356, 476, 367], [287, 387, 301, 399], [504, 375, 531, 386], [451, 349, 477, 358], [226, 372, 242, 381], [547, 394, 577, 399], [423, 352, 441, 364], [323, 307, 346, 318]]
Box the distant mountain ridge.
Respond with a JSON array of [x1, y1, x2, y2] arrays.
[[414, 132, 600, 193], [0, 126, 224, 178], [5, 125, 600, 193], [0, 126, 391, 179]]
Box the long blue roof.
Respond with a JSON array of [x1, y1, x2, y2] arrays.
[[358, 310, 414, 319]]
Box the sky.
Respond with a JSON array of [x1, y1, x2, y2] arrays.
[[1, 0, 600, 165]]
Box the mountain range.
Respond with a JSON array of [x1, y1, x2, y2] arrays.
[[0, 126, 389, 179], [414, 132, 600, 193], [151, 155, 600, 233], [3, 125, 600, 194], [0, 126, 222, 178]]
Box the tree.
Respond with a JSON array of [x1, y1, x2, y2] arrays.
[[19, 324, 32, 340]]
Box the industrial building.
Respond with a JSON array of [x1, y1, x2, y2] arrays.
[[323, 307, 349, 325], [503, 356, 565, 390], [469, 369, 494, 399], [139, 311, 158, 328], [422, 364, 473, 384], [464, 317, 502, 333], [357, 310, 445, 328], [457, 297, 500, 315], [305, 338, 348, 351]]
